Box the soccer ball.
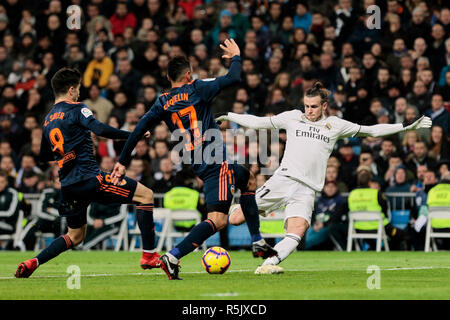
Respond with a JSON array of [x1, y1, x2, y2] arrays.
[[202, 246, 231, 274]]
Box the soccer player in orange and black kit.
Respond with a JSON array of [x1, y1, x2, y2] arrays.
[[15, 68, 159, 278], [111, 39, 276, 280]]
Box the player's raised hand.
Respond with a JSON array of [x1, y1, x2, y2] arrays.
[[220, 38, 240, 59], [111, 162, 126, 186], [402, 115, 432, 131]]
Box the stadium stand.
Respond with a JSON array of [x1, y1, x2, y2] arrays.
[[0, 0, 448, 251]]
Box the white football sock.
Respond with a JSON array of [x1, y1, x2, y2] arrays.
[[262, 233, 301, 266], [166, 252, 179, 263]]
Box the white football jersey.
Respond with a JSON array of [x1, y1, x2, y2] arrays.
[[270, 110, 361, 192]]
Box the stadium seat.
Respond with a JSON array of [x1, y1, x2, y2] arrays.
[[106, 204, 129, 251], [259, 209, 286, 240], [128, 208, 205, 252], [346, 211, 390, 252], [129, 208, 169, 251], [0, 209, 25, 251], [228, 223, 251, 247], [159, 209, 205, 251], [33, 232, 56, 251], [85, 204, 129, 251], [390, 210, 410, 230], [30, 191, 61, 251], [424, 207, 450, 252]]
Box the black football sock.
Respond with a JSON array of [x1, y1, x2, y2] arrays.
[[136, 204, 155, 252], [240, 192, 263, 242], [35, 235, 73, 265], [169, 219, 217, 259]]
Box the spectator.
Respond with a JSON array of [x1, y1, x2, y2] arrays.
[[18, 170, 43, 194], [305, 180, 348, 250], [325, 165, 348, 193], [348, 165, 406, 250], [382, 15, 407, 54], [405, 7, 430, 47], [20, 172, 62, 250], [83, 44, 114, 89], [401, 130, 421, 159], [0, 170, 21, 247], [109, 2, 137, 37], [398, 68, 413, 97], [250, 14, 272, 51], [316, 53, 338, 92], [151, 140, 170, 173], [82, 202, 123, 250], [406, 80, 431, 113], [110, 91, 130, 125], [406, 141, 437, 174], [424, 94, 450, 134], [262, 56, 283, 87], [418, 68, 437, 94], [393, 97, 408, 124], [427, 125, 448, 161], [336, 141, 359, 190], [412, 171, 449, 250], [410, 164, 428, 193], [332, 0, 357, 43], [348, 13, 382, 56], [153, 157, 175, 194], [0, 155, 16, 187], [361, 51, 379, 86], [83, 84, 114, 124], [437, 69, 450, 102], [0, 45, 12, 75], [208, 10, 237, 48], [375, 138, 397, 179], [293, 2, 312, 33], [226, 0, 250, 41], [245, 72, 268, 116], [121, 109, 139, 132], [386, 165, 412, 210]]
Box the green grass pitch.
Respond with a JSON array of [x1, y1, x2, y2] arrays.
[[1, 251, 449, 300]]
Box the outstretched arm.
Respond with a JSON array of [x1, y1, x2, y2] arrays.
[[87, 118, 130, 140], [357, 115, 432, 137], [195, 39, 242, 102], [78, 105, 130, 139], [216, 112, 275, 129], [216, 110, 297, 129], [111, 108, 161, 185]]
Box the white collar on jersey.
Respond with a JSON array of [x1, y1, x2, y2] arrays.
[[300, 114, 332, 130]]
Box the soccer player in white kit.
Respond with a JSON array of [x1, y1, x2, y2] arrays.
[[216, 82, 432, 274]]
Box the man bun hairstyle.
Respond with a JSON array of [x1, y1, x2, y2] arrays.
[[167, 56, 191, 82], [305, 81, 330, 105], [51, 68, 81, 98]]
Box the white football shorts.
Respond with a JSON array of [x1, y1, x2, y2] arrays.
[[255, 174, 316, 227]]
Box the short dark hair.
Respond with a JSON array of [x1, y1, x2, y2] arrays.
[[357, 170, 372, 186], [51, 68, 81, 98], [167, 56, 190, 82], [0, 170, 8, 180], [304, 81, 330, 104]]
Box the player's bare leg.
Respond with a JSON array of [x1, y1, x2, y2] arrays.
[[131, 182, 161, 269], [15, 225, 86, 278], [255, 217, 308, 274]]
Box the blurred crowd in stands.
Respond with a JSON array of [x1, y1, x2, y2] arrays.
[[0, 0, 449, 250]]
